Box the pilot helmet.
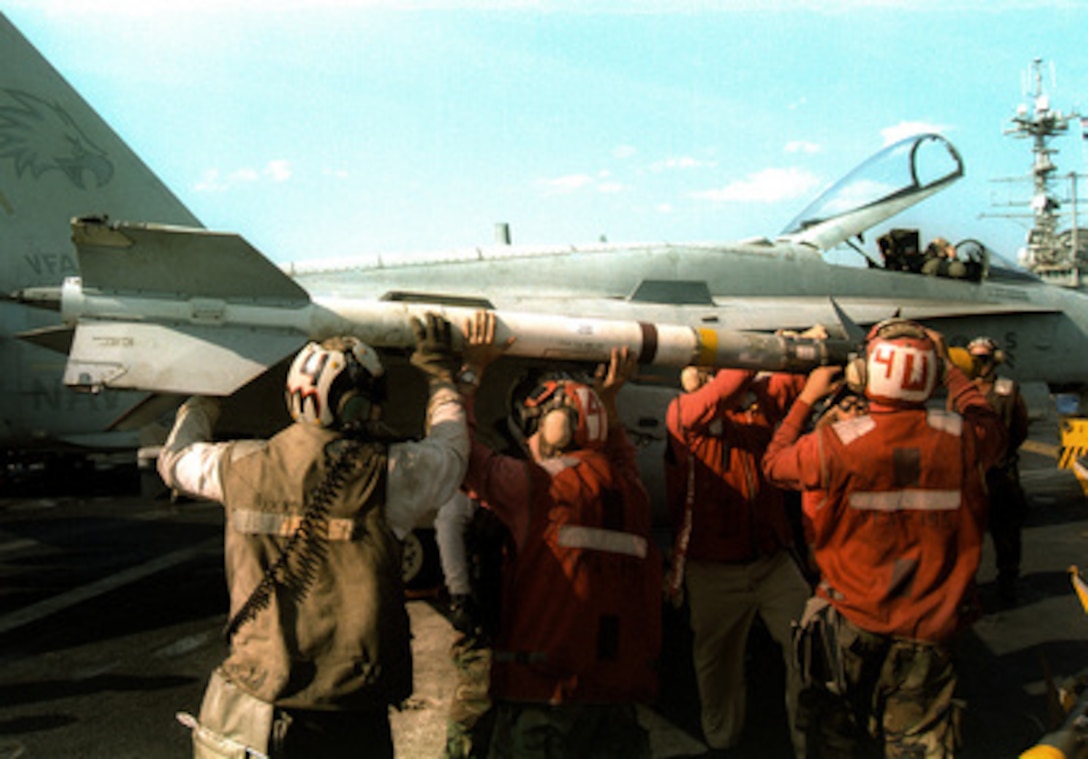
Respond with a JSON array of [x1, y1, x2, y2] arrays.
[[515, 378, 608, 454], [285, 336, 386, 429], [847, 318, 940, 407], [934, 237, 954, 256]]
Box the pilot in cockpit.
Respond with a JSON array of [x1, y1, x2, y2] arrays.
[[921, 237, 967, 279]]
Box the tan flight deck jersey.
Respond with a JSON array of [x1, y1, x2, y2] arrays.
[[158, 387, 467, 709]]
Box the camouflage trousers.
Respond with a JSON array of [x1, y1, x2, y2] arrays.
[[795, 599, 961, 758], [444, 633, 495, 759], [484, 701, 651, 759]]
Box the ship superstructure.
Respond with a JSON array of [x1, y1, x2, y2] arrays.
[[1002, 59, 1087, 288]]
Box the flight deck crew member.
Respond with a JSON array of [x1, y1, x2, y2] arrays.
[[664, 365, 810, 758], [763, 319, 1006, 758], [436, 488, 508, 759], [966, 336, 1030, 604], [159, 315, 468, 759], [458, 310, 662, 759]]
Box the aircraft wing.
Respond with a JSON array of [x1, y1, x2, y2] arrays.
[[783, 296, 1060, 324]]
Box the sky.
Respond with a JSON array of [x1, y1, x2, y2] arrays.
[[5, 0, 1088, 267]]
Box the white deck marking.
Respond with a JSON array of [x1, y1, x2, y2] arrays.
[[0, 537, 220, 636]]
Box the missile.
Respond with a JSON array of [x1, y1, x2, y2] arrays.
[[55, 217, 859, 396], [60, 285, 858, 396]]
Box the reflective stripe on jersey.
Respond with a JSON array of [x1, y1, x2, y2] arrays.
[[232, 508, 363, 541], [832, 415, 876, 446], [556, 525, 649, 558], [925, 409, 963, 436], [848, 489, 961, 512]]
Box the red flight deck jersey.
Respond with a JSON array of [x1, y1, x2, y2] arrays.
[[762, 366, 1005, 643], [665, 369, 803, 563], [463, 409, 661, 705]]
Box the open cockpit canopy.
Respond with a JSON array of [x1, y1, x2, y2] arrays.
[[778, 133, 964, 252]]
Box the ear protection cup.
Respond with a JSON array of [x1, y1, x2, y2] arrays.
[[538, 408, 574, 451], [946, 346, 976, 378], [338, 392, 373, 427], [844, 356, 867, 394], [514, 380, 563, 441], [680, 366, 712, 393], [285, 337, 385, 429], [515, 379, 607, 452]]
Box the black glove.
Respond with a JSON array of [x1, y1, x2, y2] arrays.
[[410, 313, 458, 382], [448, 593, 482, 637]]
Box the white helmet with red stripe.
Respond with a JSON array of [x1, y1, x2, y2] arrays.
[[285, 336, 386, 429], [861, 318, 941, 407], [519, 379, 608, 453]]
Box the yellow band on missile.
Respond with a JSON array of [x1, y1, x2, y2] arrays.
[[1019, 745, 1067, 759], [696, 328, 718, 367]]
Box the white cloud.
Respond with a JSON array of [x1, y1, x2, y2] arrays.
[[536, 171, 625, 195], [193, 160, 293, 192], [612, 145, 638, 160], [784, 140, 821, 155], [231, 167, 261, 183], [536, 174, 596, 194], [650, 156, 712, 172], [881, 121, 948, 146], [692, 167, 822, 204], [264, 159, 292, 182]]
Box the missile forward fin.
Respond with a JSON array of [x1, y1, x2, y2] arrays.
[[64, 321, 304, 396]]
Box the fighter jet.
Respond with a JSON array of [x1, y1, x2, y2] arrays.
[[53, 132, 1088, 408], [0, 13, 200, 464], [52, 128, 1088, 488]]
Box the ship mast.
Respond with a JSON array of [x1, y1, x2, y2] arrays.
[[1005, 58, 1086, 287]]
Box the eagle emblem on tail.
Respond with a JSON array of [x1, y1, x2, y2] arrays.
[[0, 88, 113, 189]]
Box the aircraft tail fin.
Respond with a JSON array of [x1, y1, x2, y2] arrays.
[[0, 13, 201, 294]]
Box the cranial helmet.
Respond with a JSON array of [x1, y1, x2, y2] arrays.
[[516, 379, 608, 452], [846, 318, 941, 406], [968, 336, 1004, 362], [285, 337, 386, 428], [967, 336, 1004, 379]]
